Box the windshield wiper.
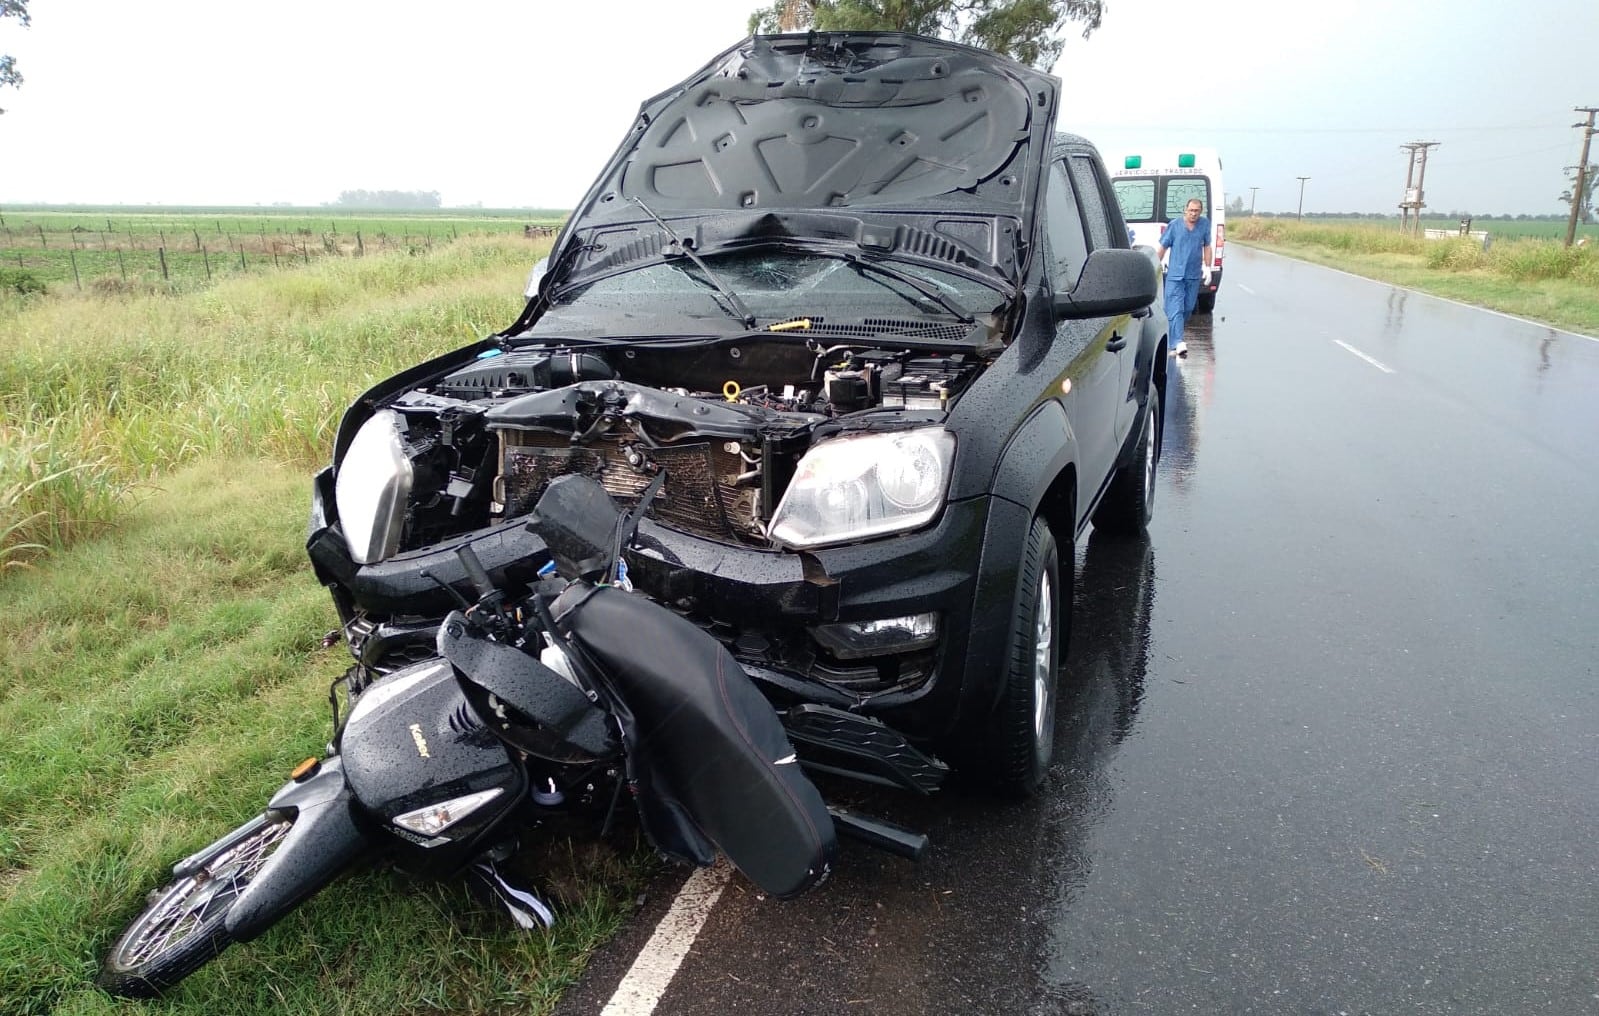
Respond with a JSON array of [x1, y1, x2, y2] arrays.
[[840, 252, 974, 324], [631, 198, 757, 329]]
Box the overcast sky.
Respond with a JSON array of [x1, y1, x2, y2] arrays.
[[1, 0, 1594, 215]]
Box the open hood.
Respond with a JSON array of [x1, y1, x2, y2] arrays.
[[547, 32, 1060, 291]]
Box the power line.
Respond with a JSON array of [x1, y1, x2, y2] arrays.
[[1086, 124, 1568, 135]]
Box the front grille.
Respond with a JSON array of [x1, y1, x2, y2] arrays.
[[496, 431, 751, 545]]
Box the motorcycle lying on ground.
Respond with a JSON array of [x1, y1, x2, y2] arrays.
[[97, 473, 932, 998]]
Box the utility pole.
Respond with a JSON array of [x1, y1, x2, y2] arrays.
[[1296, 176, 1310, 220], [1565, 107, 1597, 247], [1399, 144, 1420, 232], [1248, 186, 1259, 215], [1399, 141, 1439, 234]]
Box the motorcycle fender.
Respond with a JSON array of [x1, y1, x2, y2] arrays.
[[224, 757, 369, 943]]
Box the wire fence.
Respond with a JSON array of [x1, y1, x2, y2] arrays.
[[0, 217, 561, 291]]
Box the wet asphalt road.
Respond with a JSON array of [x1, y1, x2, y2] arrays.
[[558, 247, 1599, 1016]]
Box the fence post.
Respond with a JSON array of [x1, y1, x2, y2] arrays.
[[301, 242, 309, 265], [272, 246, 280, 269], [239, 248, 247, 271], [129, 229, 137, 250], [202, 244, 211, 280], [38, 224, 47, 248], [356, 230, 364, 256], [117, 248, 127, 281], [69, 248, 82, 290], [158, 246, 169, 281], [194, 229, 203, 252]]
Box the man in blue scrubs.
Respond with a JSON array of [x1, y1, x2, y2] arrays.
[[1158, 197, 1213, 359]]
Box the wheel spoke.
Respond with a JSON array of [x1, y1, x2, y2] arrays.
[[1033, 573, 1053, 739], [114, 819, 290, 968]]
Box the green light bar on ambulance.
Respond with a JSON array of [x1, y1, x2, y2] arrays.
[[1124, 155, 1141, 169], [1178, 153, 1196, 168]]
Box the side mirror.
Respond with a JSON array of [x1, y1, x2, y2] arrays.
[[1052, 248, 1158, 320], [523, 257, 549, 300]]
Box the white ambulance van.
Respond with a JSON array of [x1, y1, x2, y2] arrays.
[[1109, 148, 1225, 312]]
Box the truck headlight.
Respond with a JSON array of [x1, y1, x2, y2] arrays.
[[335, 409, 413, 564], [768, 428, 954, 549]]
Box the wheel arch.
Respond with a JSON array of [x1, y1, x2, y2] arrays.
[[988, 398, 1081, 536]]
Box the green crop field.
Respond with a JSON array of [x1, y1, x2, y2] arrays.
[[1273, 216, 1599, 242], [0, 206, 568, 290]]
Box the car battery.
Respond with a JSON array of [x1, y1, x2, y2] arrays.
[[880, 356, 976, 411]]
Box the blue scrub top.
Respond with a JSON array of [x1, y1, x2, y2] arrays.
[[1161, 215, 1211, 279]]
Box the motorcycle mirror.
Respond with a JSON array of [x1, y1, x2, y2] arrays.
[[527, 475, 625, 580]]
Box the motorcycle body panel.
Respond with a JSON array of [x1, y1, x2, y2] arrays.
[[559, 583, 837, 898], [338, 659, 527, 873], [437, 613, 619, 761], [224, 758, 367, 942]]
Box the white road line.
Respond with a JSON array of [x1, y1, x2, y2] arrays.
[[600, 861, 732, 1016], [1333, 340, 1395, 374], [1236, 283, 1256, 295]]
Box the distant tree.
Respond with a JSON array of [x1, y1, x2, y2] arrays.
[[1226, 195, 1244, 215], [330, 189, 443, 209], [746, 0, 1104, 70], [1, 0, 29, 114], [1558, 163, 1598, 224]]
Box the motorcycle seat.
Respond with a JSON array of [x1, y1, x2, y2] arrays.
[[559, 584, 836, 898]]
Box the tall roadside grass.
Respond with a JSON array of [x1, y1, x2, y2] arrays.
[[1227, 219, 1599, 334], [0, 235, 540, 565], [1, 237, 652, 1015]]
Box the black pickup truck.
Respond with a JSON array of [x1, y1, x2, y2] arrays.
[[306, 31, 1167, 799]]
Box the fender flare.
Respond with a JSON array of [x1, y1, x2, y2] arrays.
[[988, 398, 1079, 520]]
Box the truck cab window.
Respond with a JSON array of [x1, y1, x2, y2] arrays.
[[1045, 161, 1090, 289]]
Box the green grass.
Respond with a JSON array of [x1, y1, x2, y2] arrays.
[[1, 233, 542, 565], [1228, 218, 1599, 336], [0, 240, 657, 1014], [1293, 216, 1599, 242]]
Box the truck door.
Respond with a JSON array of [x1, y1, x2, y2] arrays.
[[1066, 153, 1142, 447], [1044, 159, 1124, 495]]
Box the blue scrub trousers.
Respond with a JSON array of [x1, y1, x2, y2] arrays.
[[1164, 275, 1200, 351]]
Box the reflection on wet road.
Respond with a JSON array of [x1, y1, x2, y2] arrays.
[[561, 247, 1599, 1016]]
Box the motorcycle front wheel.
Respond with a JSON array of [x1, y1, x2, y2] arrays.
[[97, 813, 293, 998]]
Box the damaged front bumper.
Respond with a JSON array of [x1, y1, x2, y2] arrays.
[[306, 466, 1035, 747]]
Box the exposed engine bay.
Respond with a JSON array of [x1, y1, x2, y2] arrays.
[[358, 338, 986, 558]]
